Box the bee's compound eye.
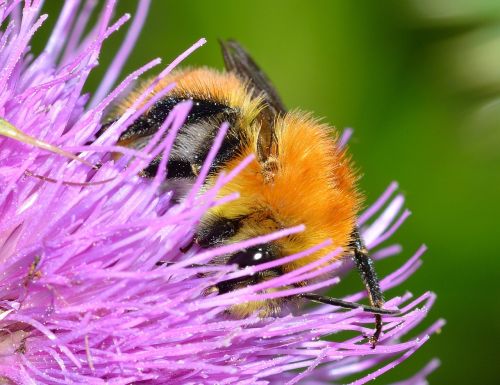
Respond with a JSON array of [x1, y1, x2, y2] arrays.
[[229, 244, 276, 268], [253, 249, 264, 261]]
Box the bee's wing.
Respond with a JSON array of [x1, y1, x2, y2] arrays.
[[220, 40, 285, 163], [220, 40, 286, 114]]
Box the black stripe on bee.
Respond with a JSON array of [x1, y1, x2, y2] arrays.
[[140, 157, 194, 178], [118, 97, 235, 142], [140, 108, 241, 179], [101, 97, 246, 180], [197, 216, 246, 248]]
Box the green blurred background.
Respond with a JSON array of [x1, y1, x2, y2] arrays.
[[36, 1, 500, 384]]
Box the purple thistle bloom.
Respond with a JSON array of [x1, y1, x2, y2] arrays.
[[0, 2, 443, 384]]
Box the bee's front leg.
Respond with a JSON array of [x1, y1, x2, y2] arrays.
[[350, 229, 385, 348]]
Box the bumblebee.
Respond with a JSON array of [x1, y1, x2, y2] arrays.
[[106, 41, 397, 347]]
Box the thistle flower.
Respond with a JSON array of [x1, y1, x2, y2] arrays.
[[0, 2, 443, 384]]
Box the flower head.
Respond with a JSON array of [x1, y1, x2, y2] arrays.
[[0, 2, 442, 384]]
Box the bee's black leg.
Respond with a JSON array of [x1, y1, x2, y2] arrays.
[[350, 229, 385, 348], [297, 293, 398, 315]]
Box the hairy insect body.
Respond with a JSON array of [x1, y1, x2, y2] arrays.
[[109, 42, 394, 346]]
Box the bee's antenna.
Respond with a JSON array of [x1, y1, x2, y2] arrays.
[[297, 292, 400, 315]]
